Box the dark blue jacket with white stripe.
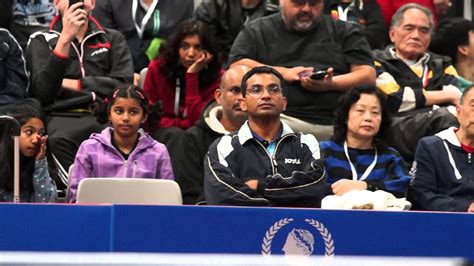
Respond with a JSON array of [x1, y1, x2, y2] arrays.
[[204, 121, 328, 207], [407, 127, 474, 212]]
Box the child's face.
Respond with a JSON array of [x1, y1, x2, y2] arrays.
[[19, 118, 46, 157], [108, 97, 147, 139]]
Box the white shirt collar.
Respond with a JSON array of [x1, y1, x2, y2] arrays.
[[237, 120, 294, 145], [389, 46, 431, 66]]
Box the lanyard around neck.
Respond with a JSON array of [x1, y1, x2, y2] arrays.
[[132, 0, 159, 39], [174, 78, 181, 116], [343, 141, 377, 181], [421, 64, 429, 89]]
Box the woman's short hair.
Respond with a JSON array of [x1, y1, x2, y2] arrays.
[[331, 86, 392, 150]]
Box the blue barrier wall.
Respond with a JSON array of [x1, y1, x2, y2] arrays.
[[0, 204, 473, 259], [112, 205, 474, 258], [0, 204, 112, 251]]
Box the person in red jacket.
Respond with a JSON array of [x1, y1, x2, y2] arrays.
[[377, 0, 452, 26], [143, 19, 223, 160]]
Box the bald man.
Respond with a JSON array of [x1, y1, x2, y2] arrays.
[[175, 66, 249, 204]]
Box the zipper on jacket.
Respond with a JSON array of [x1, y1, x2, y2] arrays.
[[50, 29, 104, 78], [272, 158, 278, 173], [78, 31, 103, 78], [252, 134, 294, 175], [132, 161, 138, 177], [272, 135, 293, 173], [123, 160, 128, 177], [70, 43, 85, 77], [252, 140, 276, 175], [79, 57, 85, 77]]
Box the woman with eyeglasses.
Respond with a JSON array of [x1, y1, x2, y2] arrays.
[[320, 86, 410, 198]]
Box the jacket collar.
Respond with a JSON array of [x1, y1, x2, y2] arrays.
[[436, 127, 461, 147], [237, 120, 294, 145], [435, 127, 464, 180], [383, 45, 431, 65], [207, 105, 230, 134], [92, 127, 155, 152]]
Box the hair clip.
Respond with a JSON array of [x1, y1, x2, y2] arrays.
[[135, 90, 145, 100], [112, 89, 119, 99]]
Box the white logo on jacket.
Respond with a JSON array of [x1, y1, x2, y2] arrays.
[[285, 158, 301, 164], [91, 48, 108, 57]]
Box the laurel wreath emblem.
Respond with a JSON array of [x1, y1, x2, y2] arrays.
[[261, 218, 294, 255], [305, 219, 335, 257], [261, 218, 335, 257]]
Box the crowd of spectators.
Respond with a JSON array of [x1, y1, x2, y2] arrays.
[[0, 0, 473, 213]]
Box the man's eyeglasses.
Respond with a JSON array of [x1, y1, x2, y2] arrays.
[[247, 85, 283, 97], [291, 0, 321, 7]]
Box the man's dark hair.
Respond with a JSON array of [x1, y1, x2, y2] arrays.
[[241, 66, 284, 97], [431, 18, 474, 65], [331, 86, 392, 151]]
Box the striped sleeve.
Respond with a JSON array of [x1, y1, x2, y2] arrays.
[[375, 60, 425, 112]]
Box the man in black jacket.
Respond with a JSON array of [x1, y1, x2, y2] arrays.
[[204, 66, 327, 207], [373, 3, 460, 162], [26, 0, 134, 191], [0, 28, 29, 114], [176, 65, 249, 204]]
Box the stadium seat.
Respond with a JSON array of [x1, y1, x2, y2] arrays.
[[138, 68, 148, 89], [64, 163, 74, 201]]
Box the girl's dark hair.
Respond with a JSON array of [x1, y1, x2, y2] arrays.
[[331, 86, 392, 150], [157, 19, 221, 89], [0, 105, 44, 193], [94, 84, 158, 129]]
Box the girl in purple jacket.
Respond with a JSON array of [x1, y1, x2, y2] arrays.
[[68, 85, 175, 202]]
